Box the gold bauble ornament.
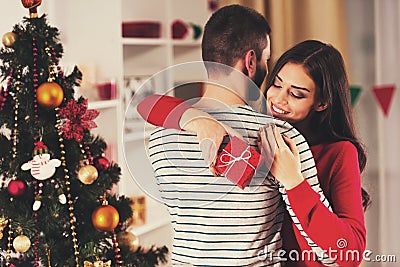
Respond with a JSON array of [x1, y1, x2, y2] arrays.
[[77, 165, 98, 185], [2, 32, 17, 47], [13, 234, 31, 253], [37, 82, 64, 108], [117, 231, 140, 252], [92, 204, 120, 232]]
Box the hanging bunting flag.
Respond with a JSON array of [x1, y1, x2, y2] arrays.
[[349, 85, 362, 107], [371, 84, 396, 117]]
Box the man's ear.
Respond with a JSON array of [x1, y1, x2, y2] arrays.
[[244, 50, 257, 78], [314, 102, 328, 112]]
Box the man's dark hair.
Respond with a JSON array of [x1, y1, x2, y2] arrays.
[[202, 4, 271, 69]]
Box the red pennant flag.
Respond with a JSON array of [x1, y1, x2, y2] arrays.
[[372, 84, 396, 117]]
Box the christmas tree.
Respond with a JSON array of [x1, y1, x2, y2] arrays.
[[0, 1, 168, 266]]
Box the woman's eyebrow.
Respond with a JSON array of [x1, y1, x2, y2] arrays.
[[292, 85, 310, 92], [276, 74, 310, 92]]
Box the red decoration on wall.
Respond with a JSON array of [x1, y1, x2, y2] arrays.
[[372, 84, 396, 117], [172, 20, 189, 39]]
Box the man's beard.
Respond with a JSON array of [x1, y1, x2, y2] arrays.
[[242, 63, 266, 102], [242, 62, 266, 88], [239, 63, 266, 112], [253, 63, 267, 88]]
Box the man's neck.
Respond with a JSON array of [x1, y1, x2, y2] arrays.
[[194, 83, 245, 108], [194, 69, 249, 108]]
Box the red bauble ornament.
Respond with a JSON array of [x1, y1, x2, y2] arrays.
[[21, 0, 42, 18], [92, 204, 119, 232], [7, 180, 27, 197], [21, 0, 42, 9], [94, 157, 110, 171], [37, 82, 64, 109]]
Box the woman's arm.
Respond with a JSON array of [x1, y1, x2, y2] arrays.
[[136, 94, 191, 130], [286, 142, 366, 266], [259, 126, 365, 266], [136, 94, 242, 165]]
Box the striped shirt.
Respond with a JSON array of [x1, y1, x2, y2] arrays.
[[148, 105, 332, 266]]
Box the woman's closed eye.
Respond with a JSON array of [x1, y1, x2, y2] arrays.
[[290, 91, 305, 99]]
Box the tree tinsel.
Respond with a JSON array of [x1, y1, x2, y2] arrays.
[[0, 12, 168, 267]]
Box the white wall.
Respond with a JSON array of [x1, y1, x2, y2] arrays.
[[346, 0, 400, 265]]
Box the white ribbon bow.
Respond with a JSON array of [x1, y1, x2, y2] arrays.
[[218, 146, 256, 176]]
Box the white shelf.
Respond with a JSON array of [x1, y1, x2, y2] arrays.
[[122, 38, 168, 46], [127, 203, 170, 236], [124, 121, 156, 142], [88, 99, 119, 110], [172, 39, 201, 46], [124, 131, 150, 142]]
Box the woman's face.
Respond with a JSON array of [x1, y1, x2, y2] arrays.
[[266, 62, 322, 124]]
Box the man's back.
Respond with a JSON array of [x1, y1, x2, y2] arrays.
[[148, 105, 288, 266]]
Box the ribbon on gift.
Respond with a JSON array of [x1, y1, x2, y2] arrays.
[[83, 260, 111, 267], [217, 146, 256, 176]]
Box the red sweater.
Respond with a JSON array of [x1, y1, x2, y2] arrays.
[[283, 141, 366, 266], [136, 95, 366, 266]]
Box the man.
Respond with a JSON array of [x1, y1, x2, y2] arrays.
[[143, 5, 332, 266]]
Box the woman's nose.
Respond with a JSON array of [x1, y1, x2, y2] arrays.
[[275, 88, 288, 105]]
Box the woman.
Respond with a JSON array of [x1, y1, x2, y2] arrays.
[[137, 40, 369, 266]]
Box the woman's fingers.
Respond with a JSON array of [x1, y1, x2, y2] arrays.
[[258, 126, 274, 167], [282, 134, 299, 159], [272, 124, 287, 149]]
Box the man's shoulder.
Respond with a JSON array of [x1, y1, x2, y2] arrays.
[[205, 105, 273, 125]]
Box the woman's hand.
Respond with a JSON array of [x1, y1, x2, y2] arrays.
[[258, 124, 304, 189], [180, 108, 243, 170]]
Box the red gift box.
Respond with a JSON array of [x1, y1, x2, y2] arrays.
[[214, 136, 260, 189]]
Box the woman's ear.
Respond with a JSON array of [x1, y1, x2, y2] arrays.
[[314, 102, 328, 112], [244, 50, 257, 78]]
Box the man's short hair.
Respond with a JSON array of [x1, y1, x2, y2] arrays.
[[202, 4, 271, 70]]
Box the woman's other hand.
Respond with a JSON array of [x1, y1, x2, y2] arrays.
[[258, 125, 304, 189]]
